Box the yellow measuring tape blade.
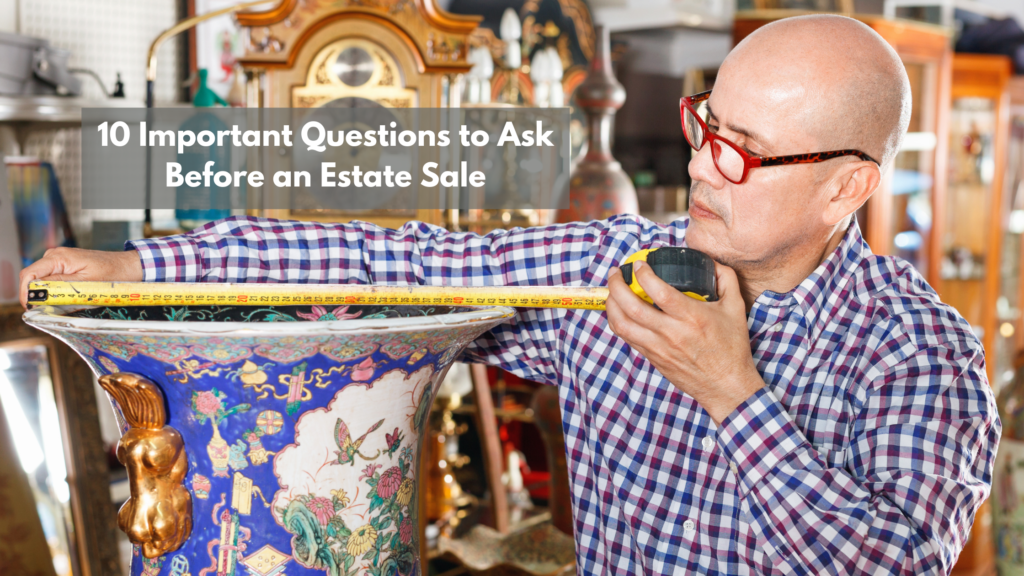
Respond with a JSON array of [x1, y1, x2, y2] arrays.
[[27, 281, 612, 311]]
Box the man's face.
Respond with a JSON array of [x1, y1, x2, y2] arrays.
[[684, 61, 835, 272]]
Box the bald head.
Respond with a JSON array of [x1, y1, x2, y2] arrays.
[[684, 15, 914, 294], [725, 15, 912, 171]]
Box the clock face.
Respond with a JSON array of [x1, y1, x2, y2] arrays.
[[333, 47, 376, 87], [291, 100, 415, 211], [293, 37, 418, 109]]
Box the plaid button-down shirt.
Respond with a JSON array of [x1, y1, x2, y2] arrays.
[[129, 214, 999, 576]]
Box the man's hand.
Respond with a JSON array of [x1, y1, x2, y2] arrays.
[[605, 259, 765, 424], [20, 248, 143, 309]]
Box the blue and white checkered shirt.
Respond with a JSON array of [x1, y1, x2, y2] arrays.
[[129, 214, 999, 575]]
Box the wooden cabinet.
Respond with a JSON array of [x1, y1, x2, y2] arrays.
[[943, 55, 1011, 575], [734, 12, 952, 289], [989, 77, 1024, 394], [942, 54, 1012, 384]]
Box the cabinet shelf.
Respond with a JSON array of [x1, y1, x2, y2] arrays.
[[0, 95, 141, 123]]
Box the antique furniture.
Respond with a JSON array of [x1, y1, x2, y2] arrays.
[[25, 302, 513, 575], [530, 385, 572, 536], [993, 77, 1024, 393], [940, 55, 1012, 576], [942, 54, 1012, 384], [733, 12, 953, 289], [231, 0, 483, 229], [0, 304, 120, 576]]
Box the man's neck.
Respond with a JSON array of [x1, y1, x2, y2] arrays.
[[735, 220, 849, 312]]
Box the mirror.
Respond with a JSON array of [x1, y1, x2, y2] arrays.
[[0, 341, 76, 576], [0, 301, 121, 576]]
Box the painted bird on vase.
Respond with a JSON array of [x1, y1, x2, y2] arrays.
[[333, 417, 385, 466]]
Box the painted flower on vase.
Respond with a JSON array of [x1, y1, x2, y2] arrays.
[[331, 488, 350, 509], [396, 478, 414, 508], [399, 518, 413, 545], [347, 524, 378, 556], [307, 496, 335, 526], [194, 390, 223, 417], [190, 387, 250, 426], [298, 305, 363, 322], [360, 463, 382, 481], [377, 466, 404, 499]]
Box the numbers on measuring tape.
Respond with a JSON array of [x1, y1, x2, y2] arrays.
[[29, 282, 610, 311]]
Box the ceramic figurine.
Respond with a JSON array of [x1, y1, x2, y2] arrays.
[[25, 303, 513, 576]]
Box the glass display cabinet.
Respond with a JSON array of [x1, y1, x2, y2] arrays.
[[938, 53, 1012, 576], [942, 54, 1012, 384], [733, 12, 952, 289], [992, 77, 1024, 396]]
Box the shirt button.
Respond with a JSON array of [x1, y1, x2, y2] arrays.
[[729, 462, 739, 475], [683, 520, 696, 532], [702, 436, 714, 450]]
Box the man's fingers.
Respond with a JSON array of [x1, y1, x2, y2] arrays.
[[606, 290, 662, 350], [20, 259, 62, 309], [608, 264, 661, 324], [713, 262, 746, 313], [634, 260, 699, 319]]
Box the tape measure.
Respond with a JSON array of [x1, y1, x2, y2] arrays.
[[26, 248, 717, 310], [622, 247, 718, 303]]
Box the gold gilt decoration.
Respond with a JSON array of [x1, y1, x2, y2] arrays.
[[99, 373, 192, 558], [292, 38, 417, 108], [377, 55, 395, 86], [237, 0, 480, 72], [315, 61, 330, 85], [378, 97, 412, 108], [297, 95, 328, 108], [521, 0, 595, 61]]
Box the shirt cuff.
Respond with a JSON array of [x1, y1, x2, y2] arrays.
[[125, 236, 205, 283], [715, 386, 810, 494]]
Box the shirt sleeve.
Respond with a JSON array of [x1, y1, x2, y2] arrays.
[[714, 344, 999, 575], [126, 215, 683, 385]]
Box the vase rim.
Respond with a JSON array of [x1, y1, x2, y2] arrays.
[[23, 305, 517, 336]]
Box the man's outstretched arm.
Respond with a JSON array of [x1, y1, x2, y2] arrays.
[[123, 215, 687, 383], [21, 215, 687, 383]]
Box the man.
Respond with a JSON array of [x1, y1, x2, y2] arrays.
[[21, 14, 998, 575]]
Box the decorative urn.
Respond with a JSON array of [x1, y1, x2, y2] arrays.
[[556, 25, 638, 223], [24, 303, 513, 576]]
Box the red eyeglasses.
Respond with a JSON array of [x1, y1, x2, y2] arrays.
[[681, 90, 879, 184]]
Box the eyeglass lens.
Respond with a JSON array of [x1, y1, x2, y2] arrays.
[[683, 102, 745, 182]]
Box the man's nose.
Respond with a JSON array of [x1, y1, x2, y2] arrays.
[[688, 141, 725, 188]]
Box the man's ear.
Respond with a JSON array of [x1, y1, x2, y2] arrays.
[[823, 161, 881, 226]]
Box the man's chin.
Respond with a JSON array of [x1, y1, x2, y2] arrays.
[[684, 218, 709, 251]]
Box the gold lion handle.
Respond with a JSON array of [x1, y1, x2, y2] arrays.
[[99, 373, 192, 558]]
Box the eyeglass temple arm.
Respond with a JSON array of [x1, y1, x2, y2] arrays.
[[757, 150, 879, 167]]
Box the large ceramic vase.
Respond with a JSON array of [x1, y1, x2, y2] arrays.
[[24, 303, 514, 576]]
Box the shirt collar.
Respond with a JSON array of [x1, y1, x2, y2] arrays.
[[751, 217, 868, 326]]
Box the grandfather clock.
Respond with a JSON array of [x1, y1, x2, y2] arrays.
[[235, 0, 482, 228]]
